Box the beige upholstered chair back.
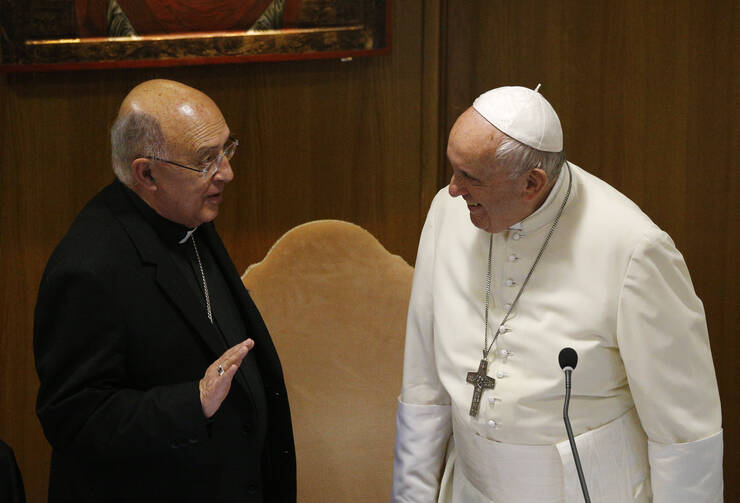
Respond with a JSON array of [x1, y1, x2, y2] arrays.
[[242, 220, 413, 502]]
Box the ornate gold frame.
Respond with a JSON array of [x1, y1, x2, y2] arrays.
[[0, 0, 389, 72]]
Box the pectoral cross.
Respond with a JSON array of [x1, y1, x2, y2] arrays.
[[466, 359, 496, 417]]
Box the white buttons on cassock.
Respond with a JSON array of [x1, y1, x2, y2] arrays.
[[504, 303, 512, 311], [496, 370, 506, 378], [505, 279, 515, 287], [512, 233, 521, 240], [487, 420, 497, 428], [508, 254, 517, 262], [487, 396, 502, 410]]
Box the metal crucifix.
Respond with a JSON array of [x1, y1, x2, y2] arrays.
[[466, 359, 496, 417]]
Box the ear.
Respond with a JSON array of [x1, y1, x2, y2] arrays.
[[131, 158, 158, 192], [522, 168, 549, 201]]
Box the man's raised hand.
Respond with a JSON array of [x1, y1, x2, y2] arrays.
[[199, 339, 253, 418]]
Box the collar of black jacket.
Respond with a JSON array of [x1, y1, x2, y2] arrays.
[[118, 180, 195, 247]]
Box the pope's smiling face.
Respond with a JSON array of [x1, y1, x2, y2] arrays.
[[447, 108, 532, 234]]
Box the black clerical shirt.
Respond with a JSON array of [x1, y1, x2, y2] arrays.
[[124, 187, 269, 462]]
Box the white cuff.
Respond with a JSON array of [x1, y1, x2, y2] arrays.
[[391, 399, 452, 503], [649, 430, 723, 502]]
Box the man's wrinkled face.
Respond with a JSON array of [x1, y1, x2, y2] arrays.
[[447, 108, 528, 234], [151, 102, 234, 228]]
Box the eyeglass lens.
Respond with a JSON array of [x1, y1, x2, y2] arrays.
[[205, 138, 238, 178]]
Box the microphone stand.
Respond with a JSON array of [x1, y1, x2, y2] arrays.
[[563, 368, 591, 503]]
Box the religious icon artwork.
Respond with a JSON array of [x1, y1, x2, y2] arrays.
[[0, 0, 390, 71]]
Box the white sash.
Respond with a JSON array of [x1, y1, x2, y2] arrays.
[[450, 408, 651, 503]]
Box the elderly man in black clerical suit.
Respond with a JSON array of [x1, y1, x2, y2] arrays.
[[34, 79, 296, 503]]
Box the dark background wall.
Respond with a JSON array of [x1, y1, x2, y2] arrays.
[[1, 1, 737, 501]]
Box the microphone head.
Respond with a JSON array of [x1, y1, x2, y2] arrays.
[[558, 347, 578, 370]]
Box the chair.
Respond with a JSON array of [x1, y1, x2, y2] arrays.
[[242, 220, 413, 502]]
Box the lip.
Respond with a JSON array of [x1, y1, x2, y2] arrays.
[[206, 192, 222, 203]]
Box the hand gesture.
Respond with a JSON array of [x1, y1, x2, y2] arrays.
[[199, 339, 253, 418]]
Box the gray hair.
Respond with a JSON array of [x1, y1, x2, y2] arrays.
[[110, 111, 167, 187], [494, 132, 566, 181]]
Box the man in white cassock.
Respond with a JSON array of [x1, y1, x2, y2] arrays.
[[392, 86, 723, 503]]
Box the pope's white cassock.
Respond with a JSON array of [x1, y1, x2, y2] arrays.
[[392, 90, 723, 503]]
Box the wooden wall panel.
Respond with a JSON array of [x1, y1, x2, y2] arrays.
[[443, 0, 739, 498], [0, 1, 435, 500], [1, 0, 737, 501]]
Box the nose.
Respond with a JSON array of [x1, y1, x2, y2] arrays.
[[448, 172, 465, 198], [213, 157, 234, 184]]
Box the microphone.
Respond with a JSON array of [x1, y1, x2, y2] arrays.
[[558, 347, 578, 371], [558, 347, 590, 503]]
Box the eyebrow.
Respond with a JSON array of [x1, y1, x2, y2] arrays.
[[196, 145, 220, 158], [460, 169, 479, 182]]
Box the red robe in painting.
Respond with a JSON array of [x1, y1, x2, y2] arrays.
[[76, 0, 302, 36]]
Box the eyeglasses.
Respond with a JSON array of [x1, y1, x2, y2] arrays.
[[141, 136, 238, 179]]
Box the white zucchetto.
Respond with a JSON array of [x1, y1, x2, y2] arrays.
[[473, 85, 563, 152]]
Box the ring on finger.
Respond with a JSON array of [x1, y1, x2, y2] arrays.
[[217, 364, 224, 376]]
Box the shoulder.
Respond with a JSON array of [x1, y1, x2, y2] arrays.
[[43, 182, 140, 279], [568, 163, 664, 246]]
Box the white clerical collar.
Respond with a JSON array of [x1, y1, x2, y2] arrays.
[[178, 227, 199, 244], [509, 164, 566, 231]]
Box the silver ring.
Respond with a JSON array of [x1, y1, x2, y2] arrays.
[[217, 364, 224, 376]]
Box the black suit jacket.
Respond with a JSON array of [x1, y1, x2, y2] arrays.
[[0, 439, 25, 503], [34, 181, 296, 502]]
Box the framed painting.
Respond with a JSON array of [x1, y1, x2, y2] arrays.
[[0, 0, 390, 71]]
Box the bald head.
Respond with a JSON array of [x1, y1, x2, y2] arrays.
[[119, 79, 212, 113], [111, 80, 227, 187], [118, 79, 223, 139]]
